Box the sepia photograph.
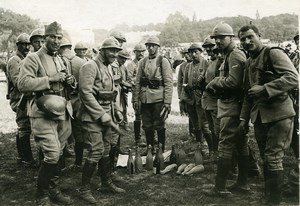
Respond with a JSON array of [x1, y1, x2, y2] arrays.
[[0, 0, 299, 205]]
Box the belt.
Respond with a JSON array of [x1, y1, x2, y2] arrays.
[[35, 90, 65, 98]]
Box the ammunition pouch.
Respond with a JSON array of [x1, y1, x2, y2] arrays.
[[95, 90, 117, 104], [140, 77, 163, 89]]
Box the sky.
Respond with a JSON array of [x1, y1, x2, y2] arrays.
[[1, 0, 299, 31]]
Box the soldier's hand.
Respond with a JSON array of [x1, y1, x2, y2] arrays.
[[115, 111, 123, 123], [49, 72, 67, 83], [64, 74, 74, 85], [248, 85, 267, 98], [100, 113, 112, 126]]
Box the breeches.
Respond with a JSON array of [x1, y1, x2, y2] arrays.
[[218, 116, 249, 159], [141, 102, 165, 131], [254, 117, 293, 171], [187, 104, 210, 134], [31, 115, 71, 164], [81, 121, 111, 163]]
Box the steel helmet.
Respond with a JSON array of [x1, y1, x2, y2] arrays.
[[211, 22, 235, 38], [75, 41, 88, 50], [133, 43, 146, 52], [36, 95, 67, 116], [188, 43, 203, 52], [110, 31, 127, 43], [60, 30, 72, 47], [202, 35, 216, 47], [118, 48, 130, 59], [30, 29, 44, 42], [100, 37, 122, 50], [145, 36, 160, 47], [16, 33, 30, 45]]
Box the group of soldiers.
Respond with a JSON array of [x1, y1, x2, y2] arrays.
[[4, 19, 299, 206]]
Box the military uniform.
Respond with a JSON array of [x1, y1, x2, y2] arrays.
[[133, 53, 173, 152], [7, 49, 34, 164]]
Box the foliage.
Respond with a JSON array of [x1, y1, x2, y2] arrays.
[[0, 8, 39, 56]]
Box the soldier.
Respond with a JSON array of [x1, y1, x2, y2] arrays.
[[58, 31, 86, 172], [205, 22, 250, 196], [76, 37, 125, 204], [127, 43, 147, 146], [30, 28, 45, 52], [74, 41, 90, 62], [132, 36, 173, 153], [238, 24, 298, 205], [181, 43, 213, 155], [201, 37, 222, 162], [18, 21, 75, 206], [6, 33, 36, 167], [177, 47, 194, 139]]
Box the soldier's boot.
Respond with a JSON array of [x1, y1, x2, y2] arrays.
[[97, 157, 125, 193], [74, 142, 84, 167], [141, 130, 155, 156], [20, 134, 38, 168], [228, 152, 238, 180], [205, 158, 232, 197], [77, 160, 97, 204], [49, 157, 73, 205], [36, 161, 56, 206], [228, 155, 251, 193], [115, 135, 127, 155], [16, 132, 23, 163], [188, 118, 195, 138], [109, 146, 126, 183], [203, 132, 213, 155], [266, 170, 283, 205], [157, 128, 166, 153], [134, 121, 146, 147], [248, 146, 260, 178]]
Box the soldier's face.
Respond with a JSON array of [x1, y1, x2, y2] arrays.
[[134, 50, 145, 61], [103, 48, 119, 63], [146, 44, 159, 56], [184, 52, 192, 62], [189, 49, 201, 63], [214, 36, 231, 50], [204, 45, 215, 57], [75, 49, 87, 58], [17, 43, 31, 57], [45, 34, 62, 52], [117, 56, 127, 66], [31, 36, 45, 52], [239, 29, 262, 54]]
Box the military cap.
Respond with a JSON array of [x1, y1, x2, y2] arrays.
[[75, 41, 88, 49], [202, 35, 216, 47], [30, 28, 44, 42], [181, 46, 190, 54], [45, 21, 63, 36], [110, 31, 127, 42], [188, 43, 203, 52], [133, 43, 146, 51], [145, 36, 160, 47], [211, 22, 234, 38], [101, 37, 122, 50], [118, 48, 130, 59], [16, 33, 31, 45]]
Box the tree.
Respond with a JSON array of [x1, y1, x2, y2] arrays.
[[0, 8, 39, 58]]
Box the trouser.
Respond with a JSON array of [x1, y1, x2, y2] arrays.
[[205, 109, 220, 152], [141, 102, 165, 131]]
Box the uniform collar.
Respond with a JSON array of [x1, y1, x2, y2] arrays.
[[223, 41, 236, 55]]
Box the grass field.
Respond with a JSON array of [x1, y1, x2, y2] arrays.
[[0, 81, 299, 206]]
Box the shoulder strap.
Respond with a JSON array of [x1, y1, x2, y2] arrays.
[[263, 46, 286, 74]]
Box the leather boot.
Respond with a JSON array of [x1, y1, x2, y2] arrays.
[[195, 130, 202, 143], [267, 170, 283, 205], [134, 121, 146, 147], [20, 134, 38, 168], [109, 145, 117, 172], [36, 162, 56, 206], [141, 130, 155, 156], [74, 142, 84, 166], [228, 155, 251, 193], [203, 132, 213, 153], [205, 158, 232, 197], [248, 146, 260, 177], [188, 118, 195, 138], [49, 157, 73, 205], [157, 128, 166, 153], [97, 157, 125, 193], [77, 160, 97, 204], [16, 132, 23, 163]]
